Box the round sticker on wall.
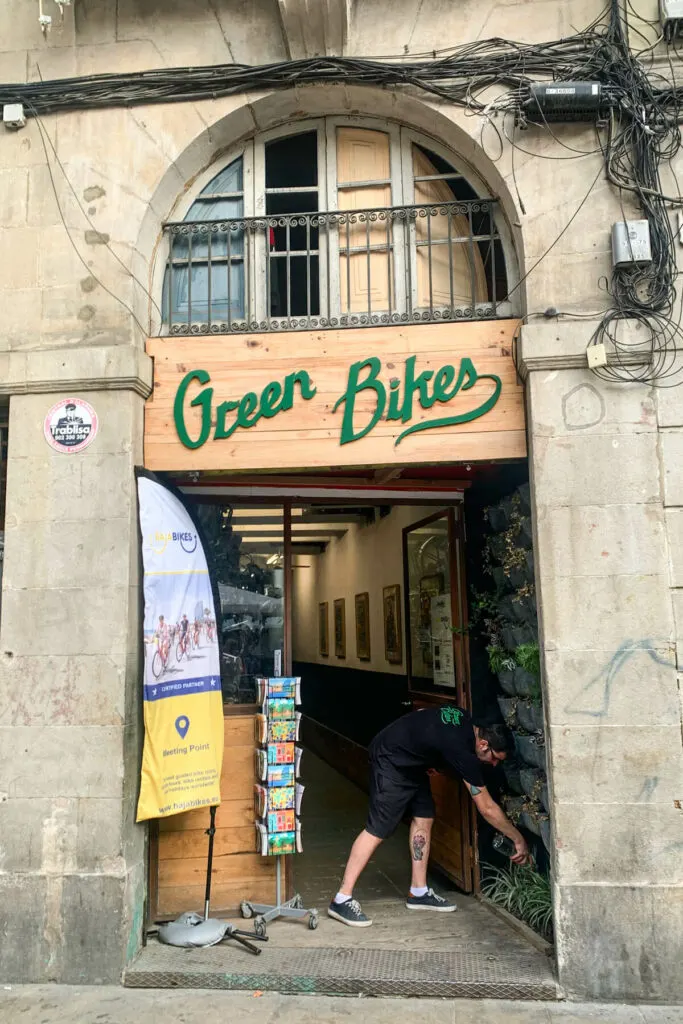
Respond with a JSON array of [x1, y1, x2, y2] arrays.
[[44, 398, 98, 454]]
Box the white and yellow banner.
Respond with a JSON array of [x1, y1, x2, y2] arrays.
[[136, 473, 224, 822]]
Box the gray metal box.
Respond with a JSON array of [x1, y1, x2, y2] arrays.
[[611, 220, 652, 267], [660, 0, 683, 39]]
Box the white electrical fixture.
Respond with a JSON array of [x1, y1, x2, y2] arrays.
[[3, 104, 26, 130], [587, 343, 608, 369], [660, 0, 683, 40], [611, 220, 652, 268], [38, 0, 71, 34]]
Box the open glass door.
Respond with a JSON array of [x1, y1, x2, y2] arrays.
[[403, 506, 474, 892]]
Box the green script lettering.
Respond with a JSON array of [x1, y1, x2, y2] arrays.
[[395, 358, 502, 446], [333, 358, 386, 445], [174, 369, 213, 449]]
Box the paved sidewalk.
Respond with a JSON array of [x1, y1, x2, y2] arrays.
[[0, 987, 681, 1023]]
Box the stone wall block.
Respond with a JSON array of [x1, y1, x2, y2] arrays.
[[0, 167, 29, 226], [554, 883, 683, 1001], [7, 391, 142, 458], [665, 507, 683, 588], [0, 654, 125, 727], [539, 573, 673, 652], [59, 874, 129, 984], [543, 645, 679, 728], [0, 585, 135, 656], [535, 503, 667, 579], [0, 726, 124, 799], [548, 725, 682, 804], [671, 588, 683, 669], [76, 798, 126, 872], [531, 433, 661, 508], [3, 517, 133, 591], [528, 369, 656, 437], [0, 798, 77, 872], [5, 452, 135, 526], [655, 364, 683, 426], [553, 802, 683, 885], [660, 428, 683, 507], [0, 875, 49, 982], [0, 227, 40, 290]]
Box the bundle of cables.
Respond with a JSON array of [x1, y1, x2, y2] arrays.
[[2, 0, 682, 384]]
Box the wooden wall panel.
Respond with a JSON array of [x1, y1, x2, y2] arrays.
[[145, 321, 525, 472], [153, 714, 276, 919]]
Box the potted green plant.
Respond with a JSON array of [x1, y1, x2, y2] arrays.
[[481, 864, 553, 940]]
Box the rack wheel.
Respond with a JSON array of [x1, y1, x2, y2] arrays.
[[254, 916, 267, 938], [240, 901, 253, 919], [292, 894, 303, 910], [308, 911, 319, 930]]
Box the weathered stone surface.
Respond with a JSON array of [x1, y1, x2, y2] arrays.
[[660, 428, 683, 507], [0, 798, 76, 872], [0, 584, 137, 657], [527, 366, 656, 437], [554, 883, 683, 1001], [6, 390, 143, 458], [0, 653, 125, 726], [0, 874, 50, 981], [531, 433, 661, 508], [664, 507, 683, 589], [553, 803, 683, 885], [543, 645, 679, 728], [0, 167, 29, 227], [3, 516, 134, 590], [548, 725, 682, 804], [535, 503, 667, 579], [539, 573, 673, 652], [0, 726, 124, 799]]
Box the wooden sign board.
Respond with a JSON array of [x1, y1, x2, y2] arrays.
[[145, 321, 525, 472]]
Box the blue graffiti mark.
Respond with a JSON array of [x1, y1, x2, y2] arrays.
[[567, 639, 672, 718], [635, 776, 659, 802]]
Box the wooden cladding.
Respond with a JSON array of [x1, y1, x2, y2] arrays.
[[154, 715, 276, 919], [144, 320, 525, 473]]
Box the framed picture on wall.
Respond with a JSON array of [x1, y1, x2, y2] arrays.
[[334, 598, 346, 659], [319, 602, 329, 657], [383, 584, 402, 665], [355, 592, 371, 661]]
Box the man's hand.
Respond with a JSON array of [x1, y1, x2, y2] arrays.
[[465, 782, 533, 865], [511, 834, 531, 865]]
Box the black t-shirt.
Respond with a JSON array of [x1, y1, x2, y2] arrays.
[[370, 706, 484, 788]]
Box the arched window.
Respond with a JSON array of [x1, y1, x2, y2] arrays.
[[162, 120, 515, 334]]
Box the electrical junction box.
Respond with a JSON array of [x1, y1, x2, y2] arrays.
[[3, 104, 25, 129], [660, 0, 683, 41], [611, 219, 652, 267], [523, 82, 603, 123]]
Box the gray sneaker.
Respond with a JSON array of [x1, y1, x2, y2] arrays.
[[405, 888, 457, 912], [327, 897, 373, 927]]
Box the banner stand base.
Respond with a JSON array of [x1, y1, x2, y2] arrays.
[[240, 857, 318, 935]]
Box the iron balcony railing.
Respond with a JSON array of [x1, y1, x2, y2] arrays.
[[161, 199, 509, 335]]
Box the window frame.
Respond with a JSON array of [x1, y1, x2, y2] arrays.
[[158, 117, 519, 333]]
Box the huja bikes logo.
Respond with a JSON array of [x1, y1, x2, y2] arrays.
[[149, 529, 198, 555]]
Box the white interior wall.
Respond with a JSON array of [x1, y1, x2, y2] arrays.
[[292, 504, 451, 674]]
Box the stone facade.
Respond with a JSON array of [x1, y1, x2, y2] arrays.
[[0, 0, 681, 1001]]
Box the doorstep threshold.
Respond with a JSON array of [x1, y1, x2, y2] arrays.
[[124, 937, 558, 999]]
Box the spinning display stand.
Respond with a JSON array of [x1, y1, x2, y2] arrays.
[[240, 677, 318, 934]]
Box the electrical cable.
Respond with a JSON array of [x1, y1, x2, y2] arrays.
[[1, 1, 682, 382]]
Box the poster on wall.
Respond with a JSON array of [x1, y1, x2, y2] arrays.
[[136, 472, 224, 822], [431, 593, 456, 690]]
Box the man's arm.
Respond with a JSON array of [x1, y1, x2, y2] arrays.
[[464, 782, 531, 865]]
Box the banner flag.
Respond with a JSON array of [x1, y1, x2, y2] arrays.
[[136, 474, 223, 822]]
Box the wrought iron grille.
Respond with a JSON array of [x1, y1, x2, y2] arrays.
[[161, 199, 508, 335]]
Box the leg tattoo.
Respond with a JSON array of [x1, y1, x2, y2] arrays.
[[412, 832, 427, 861]]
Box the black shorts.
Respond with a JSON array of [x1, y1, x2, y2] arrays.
[[365, 755, 436, 840]]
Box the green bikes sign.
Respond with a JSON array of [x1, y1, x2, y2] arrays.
[[172, 355, 503, 451]]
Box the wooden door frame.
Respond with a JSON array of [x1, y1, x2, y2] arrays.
[[402, 506, 477, 893]]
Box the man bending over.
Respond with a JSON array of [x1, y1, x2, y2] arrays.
[[328, 705, 530, 927]]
